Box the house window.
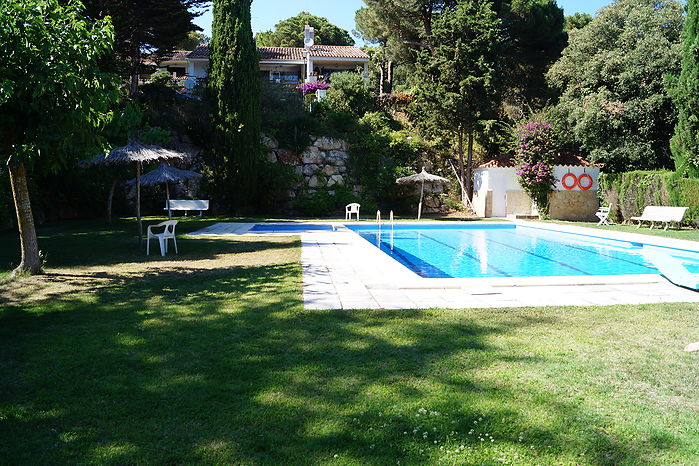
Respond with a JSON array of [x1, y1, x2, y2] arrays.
[[270, 71, 300, 83], [167, 66, 186, 77]]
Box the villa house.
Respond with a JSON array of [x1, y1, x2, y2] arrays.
[[160, 25, 370, 89]]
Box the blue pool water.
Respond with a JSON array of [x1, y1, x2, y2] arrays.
[[346, 224, 699, 279], [250, 224, 334, 232]]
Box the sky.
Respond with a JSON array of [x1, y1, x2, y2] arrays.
[[193, 1, 612, 43]]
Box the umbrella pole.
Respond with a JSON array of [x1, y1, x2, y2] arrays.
[[418, 180, 424, 221], [166, 182, 172, 219], [136, 162, 142, 247]]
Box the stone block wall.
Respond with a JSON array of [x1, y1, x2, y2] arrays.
[[549, 190, 599, 221], [263, 135, 452, 214], [264, 136, 359, 201], [506, 191, 533, 216]]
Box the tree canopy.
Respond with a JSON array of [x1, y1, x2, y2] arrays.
[[356, 0, 565, 111], [1, 0, 118, 274], [256, 12, 354, 47], [668, 0, 699, 176], [564, 12, 593, 30], [177, 31, 210, 50], [547, 0, 683, 173], [410, 0, 503, 199], [81, 0, 208, 93]]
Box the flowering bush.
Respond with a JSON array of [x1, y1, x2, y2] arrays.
[[513, 122, 558, 217], [298, 81, 330, 95]]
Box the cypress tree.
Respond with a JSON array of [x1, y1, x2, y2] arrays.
[[209, 0, 261, 210], [669, 0, 699, 176]]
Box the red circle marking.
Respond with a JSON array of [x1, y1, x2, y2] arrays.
[[578, 174, 593, 191], [562, 173, 577, 190]]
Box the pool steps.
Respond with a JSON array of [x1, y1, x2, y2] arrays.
[[643, 249, 699, 290]]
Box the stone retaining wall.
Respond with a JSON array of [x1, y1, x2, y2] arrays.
[[549, 190, 599, 221], [264, 136, 358, 200]]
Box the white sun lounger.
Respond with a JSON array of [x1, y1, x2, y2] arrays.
[[630, 206, 687, 230]]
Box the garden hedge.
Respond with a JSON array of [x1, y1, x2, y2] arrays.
[[599, 170, 699, 226]]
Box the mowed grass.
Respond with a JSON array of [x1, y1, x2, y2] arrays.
[[541, 219, 699, 242], [1, 218, 699, 464]]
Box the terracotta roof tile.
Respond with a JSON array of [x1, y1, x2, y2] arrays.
[[184, 44, 369, 61], [161, 50, 191, 61], [258, 47, 304, 60], [476, 154, 602, 168], [187, 45, 209, 59], [306, 45, 370, 59]]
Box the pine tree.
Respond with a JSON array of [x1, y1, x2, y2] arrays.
[[410, 0, 503, 202], [257, 12, 354, 47], [669, 0, 699, 176], [82, 0, 207, 95], [209, 0, 261, 211]]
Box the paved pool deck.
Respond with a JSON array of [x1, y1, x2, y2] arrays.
[[188, 221, 699, 310]]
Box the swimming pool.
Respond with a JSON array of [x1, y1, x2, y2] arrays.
[[250, 224, 334, 232], [346, 224, 699, 279]]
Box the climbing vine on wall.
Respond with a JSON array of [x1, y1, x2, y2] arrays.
[[513, 122, 558, 218]]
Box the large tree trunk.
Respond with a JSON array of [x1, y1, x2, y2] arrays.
[[129, 49, 140, 96], [106, 178, 118, 224], [8, 162, 42, 276], [466, 127, 474, 201], [379, 60, 385, 95], [136, 163, 142, 247], [386, 60, 394, 94], [457, 126, 466, 205]]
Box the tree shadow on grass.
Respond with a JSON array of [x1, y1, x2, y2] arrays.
[[0, 263, 683, 464], [0, 217, 299, 271]]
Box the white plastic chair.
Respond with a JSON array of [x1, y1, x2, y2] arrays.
[[345, 203, 361, 220], [595, 204, 613, 226], [147, 220, 179, 256]]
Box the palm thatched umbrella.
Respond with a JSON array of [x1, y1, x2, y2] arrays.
[[88, 143, 188, 245], [127, 163, 202, 219], [396, 168, 450, 220]]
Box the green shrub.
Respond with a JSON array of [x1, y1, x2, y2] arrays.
[[668, 177, 699, 225], [599, 170, 699, 226], [325, 72, 372, 117], [255, 161, 300, 213], [261, 81, 317, 154], [139, 125, 172, 145], [358, 111, 401, 134], [294, 185, 358, 217], [149, 70, 175, 86]]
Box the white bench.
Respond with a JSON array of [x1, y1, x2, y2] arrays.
[[165, 200, 209, 217], [630, 206, 687, 230]]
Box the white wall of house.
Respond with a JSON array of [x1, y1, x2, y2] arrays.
[[182, 60, 209, 89], [473, 165, 601, 218]]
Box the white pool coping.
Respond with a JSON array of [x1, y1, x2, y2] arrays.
[[188, 221, 699, 310]]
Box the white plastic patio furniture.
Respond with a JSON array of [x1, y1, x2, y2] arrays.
[[147, 220, 179, 256], [630, 206, 687, 230], [345, 203, 360, 220], [595, 204, 613, 226], [165, 200, 209, 217]]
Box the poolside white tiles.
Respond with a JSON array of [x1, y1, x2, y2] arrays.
[[188, 221, 699, 310]]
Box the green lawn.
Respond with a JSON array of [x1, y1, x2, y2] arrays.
[[1, 218, 698, 464], [538, 219, 699, 242]]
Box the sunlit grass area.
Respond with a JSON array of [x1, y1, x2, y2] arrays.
[[540, 219, 699, 242], [1, 218, 698, 464]]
